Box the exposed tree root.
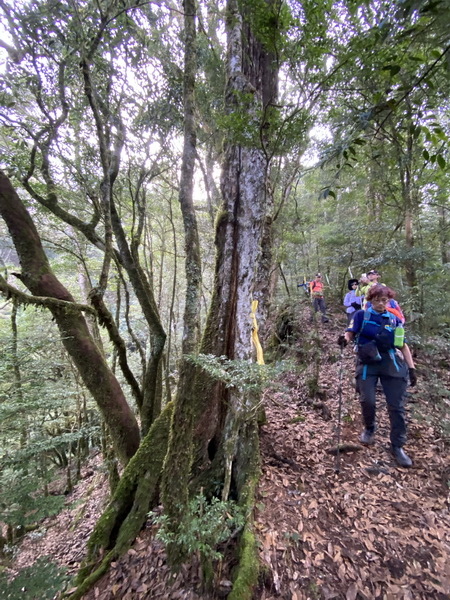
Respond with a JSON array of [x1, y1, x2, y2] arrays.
[[67, 402, 174, 599]]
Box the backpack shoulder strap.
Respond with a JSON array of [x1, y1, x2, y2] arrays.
[[361, 309, 377, 328], [356, 309, 374, 343]]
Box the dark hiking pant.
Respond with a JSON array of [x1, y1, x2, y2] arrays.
[[313, 297, 328, 322], [357, 373, 408, 447]]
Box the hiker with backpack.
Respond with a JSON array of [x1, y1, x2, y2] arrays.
[[356, 269, 381, 306], [366, 296, 405, 323], [309, 273, 329, 323], [357, 269, 405, 322], [343, 278, 362, 323], [338, 284, 417, 468]]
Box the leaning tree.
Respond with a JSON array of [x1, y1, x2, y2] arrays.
[[0, 0, 283, 594]]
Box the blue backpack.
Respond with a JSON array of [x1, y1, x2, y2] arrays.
[[356, 310, 397, 364]]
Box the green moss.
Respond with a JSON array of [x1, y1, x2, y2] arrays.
[[256, 405, 267, 425], [214, 209, 229, 230], [228, 421, 261, 600], [68, 549, 116, 600], [228, 527, 260, 600], [74, 403, 174, 593]]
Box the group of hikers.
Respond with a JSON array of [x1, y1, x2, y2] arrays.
[[302, 270, 417, 468]]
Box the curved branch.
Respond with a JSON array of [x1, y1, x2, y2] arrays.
[[0, 274, 97, 315], [89, 289, 144, 409], [0, 171, 140, 464]]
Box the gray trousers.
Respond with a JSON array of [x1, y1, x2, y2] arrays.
[[357, 372, 408, 447], [312, 297, 328, 321]]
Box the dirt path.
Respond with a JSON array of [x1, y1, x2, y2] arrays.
[[7, 314, 450, 600], [256, 316, 450, 600]]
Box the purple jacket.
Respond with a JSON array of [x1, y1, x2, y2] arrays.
[[344, 290, 362, 314]]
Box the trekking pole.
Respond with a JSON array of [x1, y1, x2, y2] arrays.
[[335, 345, 345, 474]]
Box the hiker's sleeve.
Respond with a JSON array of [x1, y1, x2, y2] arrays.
[[346, 310, 362, 333], [343, 292, 352, 307], [356, 283, 370, 297], [400, 343, 415, 369]]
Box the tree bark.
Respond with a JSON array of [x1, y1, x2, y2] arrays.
[[191, 0, 279, 499], [160, 0, 202, 555], [0, 171, 140, 464]]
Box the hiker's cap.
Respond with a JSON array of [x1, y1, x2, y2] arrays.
[[368, 269, 380, 275], [315, 272, 322, 277]]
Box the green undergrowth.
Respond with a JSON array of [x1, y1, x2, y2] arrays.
[[0, 558, 68, 600], [152, 492, 246, 576]]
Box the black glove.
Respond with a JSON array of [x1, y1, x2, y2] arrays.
[[408, 368, 417, 387], [351, 302, 361, 310], [337, 334, 347, 348]]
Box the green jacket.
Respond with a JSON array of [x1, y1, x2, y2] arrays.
[[356, 280, 386, 298], [355, 282, 373, 297]]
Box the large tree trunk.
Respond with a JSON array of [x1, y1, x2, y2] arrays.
[[161, 0, 202, 547], [191, 0, 279, 499], [159, 0, 279, 569], [0, 171, 140, 464]]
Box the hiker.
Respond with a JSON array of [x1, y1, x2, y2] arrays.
[[309, 273, 329, 323], [343, 278, 362, 323], [367, 296, 405, 323], [362, 270, 405, 322], [338, 284, 417, 468], [356, 270, 381, 306], [356, 270, 405, 321]]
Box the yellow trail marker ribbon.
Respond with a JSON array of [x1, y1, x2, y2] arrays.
[[251, 299, 265, 365]]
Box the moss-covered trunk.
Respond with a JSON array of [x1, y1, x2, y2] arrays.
[[69, 402, 174, 600], [0, 171, 140, 464], [160, 0, 202, 558], [110, 201, 166, 435], [188, 0, 279, 501], [74, 0, 204, 583]]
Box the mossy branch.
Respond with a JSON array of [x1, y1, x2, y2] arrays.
[[89, 289, 143, 408], [0, 275, 96, 315], [64, 550, 116, 600]]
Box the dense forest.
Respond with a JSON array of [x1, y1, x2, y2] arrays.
[[0, 0, 449, 598]]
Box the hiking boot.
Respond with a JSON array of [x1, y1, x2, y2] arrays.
[[391, 446, 413, 468], [360, 429, 376, 445]]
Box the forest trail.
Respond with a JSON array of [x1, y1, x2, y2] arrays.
[[8, 310, 450, 600], [256, 310, 450, 600]]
